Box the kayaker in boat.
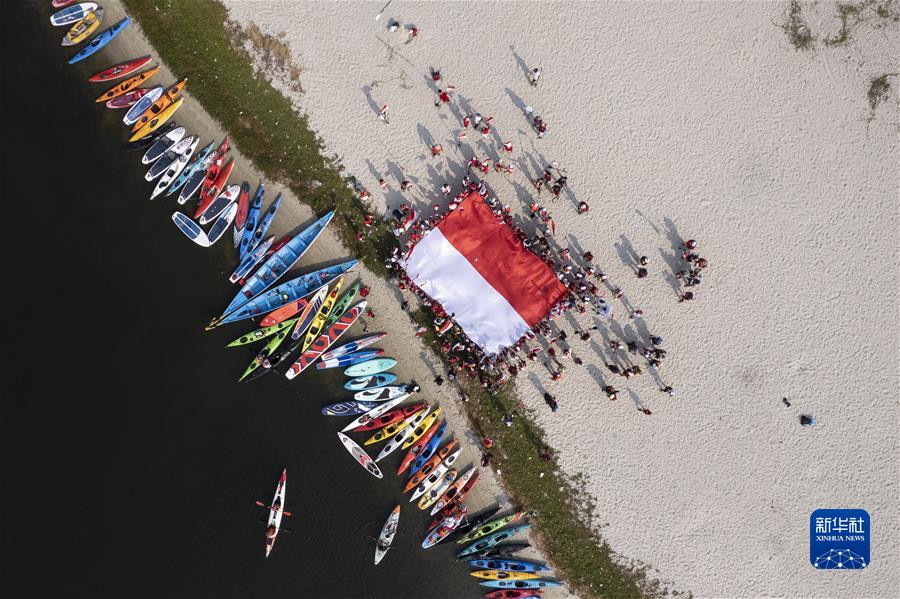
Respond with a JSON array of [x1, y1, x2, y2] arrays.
[[265, 525, 277, 539]]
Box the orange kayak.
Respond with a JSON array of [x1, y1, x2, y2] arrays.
[[131, 78, 186, 132], [403, 439, 459, 494], [95, 66, 159, 103]]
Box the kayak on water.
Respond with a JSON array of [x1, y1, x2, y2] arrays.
[[374, 505, 400, 565], [226, 318, 296, 347], [258, 469, 289, 558]]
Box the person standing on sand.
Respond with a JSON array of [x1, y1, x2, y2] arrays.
[[529, 67, 542, 86], [433, 375, 444, 386], [679, 291, 694, 302], [603, 385, 618, 401], [661, 386, 675, 396], [544, 392, 558, 412], [800, 414, 817, 426], [378, 104, 390, 124]]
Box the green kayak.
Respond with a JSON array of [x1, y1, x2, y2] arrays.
[[239, 317, 298, 381], [226, 319, 296, 347], [323, 280, 363, 330], [456, 512, 528, 545]]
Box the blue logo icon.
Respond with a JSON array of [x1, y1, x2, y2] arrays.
[[810, 509, 870, 569]]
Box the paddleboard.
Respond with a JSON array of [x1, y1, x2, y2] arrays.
[[167, 140, 213, 197], [199, 184, 240, 225], [171, 212, 208, 246], [204, 202, 238, 247], [337, 433, 383, 479], [320, 333, 387, 362], [321, 401, 380, 417], [150, 136, 200, 199], [344, 358, 397, 378], [353, 385, 409, 402], [124, 85, 163, 125], [344, 373, 397, 391], [146, 135, 195, 181], [50, 2, 98, 26], [315, 349, 383, 370], [142, 126, 184, 164]]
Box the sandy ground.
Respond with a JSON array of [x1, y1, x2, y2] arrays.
[[219, 1, 900, 597]]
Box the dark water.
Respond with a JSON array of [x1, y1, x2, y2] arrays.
[[0, 5, 478, 598]]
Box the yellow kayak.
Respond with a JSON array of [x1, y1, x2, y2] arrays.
[[418, 469, 457, 510], [61, 7, 102, 46], [470, 570, 540, 581], [364, 406, 425, 446], [128, 97, 183, 142], [401, 407, 441, 449], [301, 276, 344, 353]]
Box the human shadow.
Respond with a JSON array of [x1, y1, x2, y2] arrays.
[[635, 209, 660, 235], [527, 372, 546, 397], [585, 363, 607, 388], [505, 87, 528, 114], [626, 389, 645, 411], [417, 123, 434, 150], [510, 46, 531, 82], [615, 234, 641, 273], [361, 85, 382, 116]]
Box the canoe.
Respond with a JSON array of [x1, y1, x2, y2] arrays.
[[199, 184, 240, 224], [340, 396, 409, 433], [322, 280, 362, 330], [125, 122, 176, 153], [401, 407, 441, 450], [418, 469, 458, 510], [431, 467, 477, 515], [374, 506, 400, 565], [344, 373, 397, 391], [286, 302, 367, 379], [150, 136, 200, 199], [124, 86, 163, 124], [353, 385, 408, 403], [478, 579, 560, 590], [95, 66, 159, 103], [406, 422, 448, 477], [365, 405, 428, 445], [472, 571, 540, 581], [299, 276, 344, 353], [146, 135, 196, 181], [344, 358, 397, 378], [232, 182, 251, 247], [321, 401, 380, 417], [422, 504, 467, 549], [68, 17, 129, 65], [204, 201, 238, 247], [106, 87, 149, 109], [457, 512, 528, 545], [398, 418, 443, 475], [142, 126, 184, 164], [374, 407, 433, 462], [88, 56, 152, 82], [228, 236, 273, 284], [220, 210, 335, 317], [129, 97, 183, 142], [195, 159, 234, 219], [247, 193, 282, 258], [467, 559, 549, 573], [351, 402, 426, 433], [168, 140, 213, 197], [404, 438, 457, 493], [131, 79, 186, 134], [179, 138, 227, 204], [256, 284, 310, 326], [50, 2, 98, 26], [238, 182, 265, 258], [459, 524, 532, 559], [214, 261, 355, 328], [264, 469, 287, 558], [337, 432, 383, 479], [171, 212, 206, 245], [61, 7, 102, 46], [408, 445, 461, 499], [239, 317, 298, 381], [227, 318, 296, 347], [315, 350, 383, 370], [320, 333, 387, 362]]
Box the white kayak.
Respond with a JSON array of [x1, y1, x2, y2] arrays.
[[375, 406, 432, 462], [410, 447, 462, 501], [353, 385, 409, 402], [340, 395, 409, 433], [150, 136, 200, 199], [124, 85, 163, 125], [337, 432, 383, 479], [418, 469, 458, 510], [146, 135, 196, 181], [265, 469, 287, 557], [374, 505, 400, 565], [430, 466, 477, 516]]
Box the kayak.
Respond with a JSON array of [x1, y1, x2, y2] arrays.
[[220, 210, 334, 318], [374, 407, 433, 462], [106, 87, 150, 109], [131, 78, 187, 133], [232, 182, 251, 247], [168, 140, 213, 197], [315, 349, 383, 370], [417, 469, 458, 510], [299, 276, 344, 353], [95, 65, 159, 103], [53, 0, 81, 7], [364, 405, 428, 445], [407, 421, 449, 477], [321, 401, 380, 417], [374, 505, 400, 565], [246, 193, 281, 258], [354, 385, 408, 403], [409, 446, 462, 500], [457, 512, 528, 545], [337, 433, 383, 479], [238, 182, 265, 259], [205, 202, 238, 247], [256, 281, 313, 326], [125, 122, 176, 153], [214, 261, 355, 328], [264, 469, 287, 558], [404, 438, 458, 493], [401, 408, 441, 450], [123, 85, 163, 124], [150, 136, 200, 199], [287, 286, 328, 344], [146, 135, 196, 181], [195, 159, 234, 219], [432, 499, 495, 536], [431, 467, 477, 515], [226, 318, 296, 347], [343, 358, 397, 378], [351, 402, 427, 433], [340, 396, 409, 433], [467, 559, 549, 573], [472, 571, 540, 581], [436, 469, 479, 518], [485, 591, 545, 599], [344, 373, 397, 391], [320, 333, 387, 362], [61, 7, 102, 46], [322, 280, 362, 330], [50, 2, 98, 26], [459, 524, 532, 559], [68, 17, 129, 65], [142, 126, 184, 164], [179, 138, 227, 204], [88, 55, 152, 82], [228, 236, 273, 284], [286, 302, 367, 379], [422, 504, 467, 549], [478, 579, 560, 590], [199, 184, 240, 224], [398, 418, 443, 475], [129, 97, 183, 142], [239, 317, 298, 381]]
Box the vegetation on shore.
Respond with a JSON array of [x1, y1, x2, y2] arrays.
[[121, 0, 663, 596]]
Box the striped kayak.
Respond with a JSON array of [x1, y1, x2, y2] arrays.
[[398, 418, 443, 475], [478, 579, 560, 590], [238, 182, 265, 259], [68, 17, 129, 65], [320, 333, 387, 362], [364, 405, 428, 445], [315, 349, 383, 370], [430, 467, 477, 515], [466, 559, 549, 573], [457, 512, 529, 545], [323, 280, 362, 330], [129, 97, 183, 142], [226, 318, 296, 347], [167, 140, 214, 197], [146, 135, 196, 181], [285, 301, 366, 379], [288, 286, 328, 341], [150, 136, 200, 199], [406, 422, 448, 477], [344, 374, 397, 391], [354, 385, 409, 403], [340, 396, 409, 433], [50, 2, 98, 26], [417, 469, 458, 510], [213, 261, 355, 328], [410, 451, 461, 502], [337, 433, 382, 479], [179, 138, 227, 204], [195, 159, 235, 219], [132, 79, 187, 133], [88, 55, 152, 82], [219, 211, 335, 317], [199, 184, 240, 225], [246, 193, 281, 258], [407, 443, 461, 497], [402, 408, 441, 450], [228, 235, 273, 284], [343, 358, 397, 378], [472, 571, 540, 581], [299, 277, 345, 353], [106, 87, 149, 109], [459, 524, 532, 559], [239, 317, 298, 381], [351, 402, 427, 433], [321, 401, 380, 417], [61, 7, 102, 46], [95, 66, 159, 104], [232, 182, 251, 247], [124, 85, 163, 125], [374, 407, 433, 462], [142, 126, 184, 164]]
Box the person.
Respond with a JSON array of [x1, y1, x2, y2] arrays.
[[431, 144, 443, 157], [539, 450, 552, 461], [529, 67, 541, 86], [603, 385, 618, 400], [430, 67, 441, 81], [481, 452, 493, 467], [639, 256, 648, 266], [502, 141, 513, 153], [544, 392, 558, 412], [503, 413, 513, 427], [407, 25, 418, 40], [482, 437, 494, 449], [400, 180, 412, 191], [265, 524, 277, 539], [378, 104, 390, 124], [679, 291, 694, 302], [406, 381, 422, 393], [388, 20, 400, 32], [684, 239, 698, 250], [637, 267, 648, 278], [661, 386, 675, 396], [433, 375, 444, 386], [437, 89, 450, 105], [578, 201, 589, 213], [583, 251, 594, 262], [782, 397, 791, 407], [800, 415, 817, 426], [650, 335, 662, 346], [631, 308, 644, 319], [378, 178, 387, 190], [640, 408, 652, 415]]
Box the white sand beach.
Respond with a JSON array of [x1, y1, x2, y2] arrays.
[[220, 1, 899, 597]]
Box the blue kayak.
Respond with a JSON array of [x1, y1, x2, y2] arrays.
[[166, 140, 214, 197], [408, 422, 448, 477], [321, 401, 380, 417], [214, 259, 356, 327], [68, 17, 129, 64], [246, 192, 281, 257], [343, 373, 397, 391], [458, 524, 531, 559], [315, 350, 383, 370], [238, 182, 265, 259], [466, 559, 548, 572], [478, 579, 561, 590], [221, 210, 334, 316]]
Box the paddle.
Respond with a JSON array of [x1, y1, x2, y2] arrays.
[[255, 500, 292, 517]]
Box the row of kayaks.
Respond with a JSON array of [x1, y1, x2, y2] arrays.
[[50, 2, 129, 64]]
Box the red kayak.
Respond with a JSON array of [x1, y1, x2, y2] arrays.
[[351, 402, 428, 432], [234, 181, 250, 233], [485, 590, 544, 599], [52, 0, 79, 7], [88, 56, 153, 83], [105, 87, 150, 109], [194, 158, 234, 218]]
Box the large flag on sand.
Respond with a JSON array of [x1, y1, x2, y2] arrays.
[[401, 192, 568, 354]]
